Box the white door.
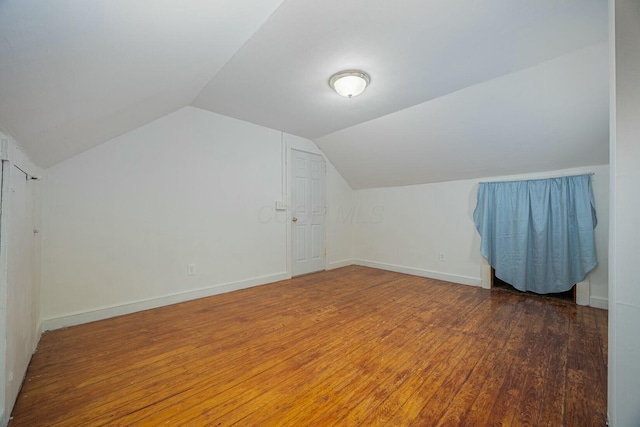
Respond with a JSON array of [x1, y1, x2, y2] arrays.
[[291, 150, 325, 276], [5, 165, 37, 414]]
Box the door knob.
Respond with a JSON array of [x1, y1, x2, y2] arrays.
[[292, 217, 298, 222]]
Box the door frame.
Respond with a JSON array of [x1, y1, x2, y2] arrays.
[[0, 152, 7, 425], [285, 145, 327, 278]]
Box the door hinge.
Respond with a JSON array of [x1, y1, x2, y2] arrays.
[[324, 248, 327, 256]]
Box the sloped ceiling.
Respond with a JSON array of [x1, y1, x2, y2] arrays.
[[0, 0, 286, 166], [317, 44, 609, 188], [0, 0, 608, 189]]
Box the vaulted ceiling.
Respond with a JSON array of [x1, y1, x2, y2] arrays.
[[0, 0, 609, 188]]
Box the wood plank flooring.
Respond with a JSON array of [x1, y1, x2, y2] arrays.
[[9, 266, 608, 426]]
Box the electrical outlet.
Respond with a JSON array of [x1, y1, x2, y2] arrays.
[[8, 371, 13, 382], [439, 252, 446, 262], [187, 264, 196, 276]]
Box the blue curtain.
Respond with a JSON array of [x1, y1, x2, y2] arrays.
[[473, 174, 597, 294]]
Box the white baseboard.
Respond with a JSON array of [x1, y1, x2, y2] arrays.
[[590, 296, 609, 310], [327, 259, 354, 270], [354, 259, 482, 287], [41, 272, 290, 331]]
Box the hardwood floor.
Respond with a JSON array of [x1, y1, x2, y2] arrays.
[[9, 266, 607, 426]]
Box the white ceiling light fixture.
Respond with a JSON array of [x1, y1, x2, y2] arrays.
[[329, 70, 371, 98]]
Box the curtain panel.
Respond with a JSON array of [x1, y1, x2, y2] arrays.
[[473, 174, 597, 294]]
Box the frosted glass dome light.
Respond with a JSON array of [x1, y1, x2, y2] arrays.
[[329, 70, 371, 98]]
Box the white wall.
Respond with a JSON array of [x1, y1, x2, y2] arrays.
[[41, 107, 354, 329], [609, 1, 640, 425], [0, 134, 42, 426], [325, 161, 354, 268], [353, 165, 610, 306]]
